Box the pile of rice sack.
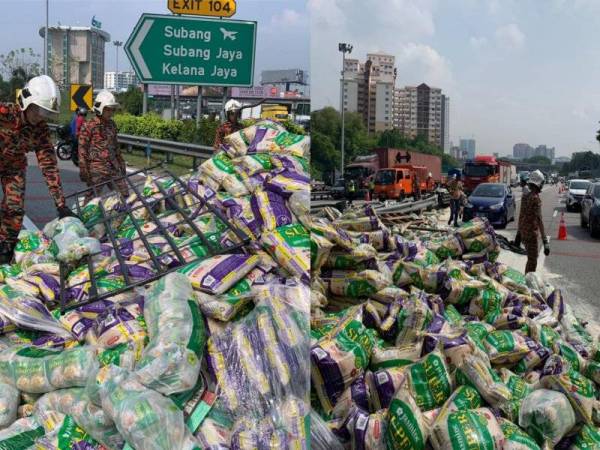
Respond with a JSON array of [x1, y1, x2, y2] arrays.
[[310, 205, 600, 450], [0, 120, 311, 449]]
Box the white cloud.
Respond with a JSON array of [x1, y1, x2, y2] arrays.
[[271, 8, 304, 27], [495, 23, 525, 49], [469, 36, 488, 49], [310, 0, 443, 109], [395, 43, 454, 89]]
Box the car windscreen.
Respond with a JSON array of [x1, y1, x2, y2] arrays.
[[344, 167, 368, 179], [570, 181, 590, 190], [375, 170, 395, 185], [471, 184, 504, 197], [464, 164, 494, 177]]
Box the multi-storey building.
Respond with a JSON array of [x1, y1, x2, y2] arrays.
[[340, 53, 396, 133], [39, 26, 110, 89], [104, 71, 138, 92], [394, 83, 445, 149]]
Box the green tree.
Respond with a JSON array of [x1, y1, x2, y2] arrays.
[[526, 155, 552, 165], [311, 107, 375, 177], [311, 131, 338, 180], [116, 86, 143, 116]]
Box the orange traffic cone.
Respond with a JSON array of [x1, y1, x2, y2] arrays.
[[558, 212, 567, 240]]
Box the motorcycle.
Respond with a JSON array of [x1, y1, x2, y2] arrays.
[[55, 125, 78, 166]]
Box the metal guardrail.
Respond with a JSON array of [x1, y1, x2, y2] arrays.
[[311, 189, 334, 201], [49, 123, 213, 170], [311, 194, 439, 214]]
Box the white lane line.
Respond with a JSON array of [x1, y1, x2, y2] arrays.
[[23, 215, 40, 232]]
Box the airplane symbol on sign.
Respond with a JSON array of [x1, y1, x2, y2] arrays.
[[220, 28, 237, 40]]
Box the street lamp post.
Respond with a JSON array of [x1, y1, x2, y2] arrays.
[[113, 41, 123, 91], [44, 0, 49, 75], [338, 42, 353, 179]]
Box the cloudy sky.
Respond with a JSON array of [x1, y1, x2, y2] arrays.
[[310, 0, 600, 157], [0, 0, 308, 85]]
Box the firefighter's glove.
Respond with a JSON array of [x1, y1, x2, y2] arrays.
[[57, 206, 78, 219], [542, 238, 550, 256]]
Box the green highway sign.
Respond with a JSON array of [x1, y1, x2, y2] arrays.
[[124, 13, 256, 86]]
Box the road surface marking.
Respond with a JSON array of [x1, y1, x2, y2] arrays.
[[550, 250, 600, 260], [23, 215, 40, 232]]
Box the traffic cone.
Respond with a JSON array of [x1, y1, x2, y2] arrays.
[[558, 212, 567, 240]]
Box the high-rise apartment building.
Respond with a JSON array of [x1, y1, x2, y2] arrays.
[[340, 53, 396, 133], [394, 83, 444, 149], [460, 138, 476, 159], [40, 26, 111, 89], [104, 71, 139, 92]]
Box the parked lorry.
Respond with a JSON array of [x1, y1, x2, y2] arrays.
[[344, 148, 442, 195], [463, 155, 514, 193], [373, 164, 435, 200]]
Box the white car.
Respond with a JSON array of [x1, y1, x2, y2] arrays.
[[566, 179, 591, 212]]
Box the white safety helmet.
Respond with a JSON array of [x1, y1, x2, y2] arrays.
[[93, 90, 119, 115], [17, 75, 61, 116], [528, 170, 545, 188], [224, 99, 242, 114]]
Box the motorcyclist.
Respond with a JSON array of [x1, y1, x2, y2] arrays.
[[0, 75, 76, 263], [78, 90, 128, 203], [69, 107, 87, 166], [213, 99, 243, 152]]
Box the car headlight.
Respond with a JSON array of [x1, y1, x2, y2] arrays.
[[489, 203, 504, 210]]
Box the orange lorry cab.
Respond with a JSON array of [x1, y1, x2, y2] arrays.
[[374, 164, 433, 200]]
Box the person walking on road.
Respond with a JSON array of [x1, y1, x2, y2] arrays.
[[69, 107, 87, 166], [516, 170, 550, 273], [0, 75, 76, 263], [447, 174, 463, 227], [413, 174, 421, 201], [78, 90, 128, 203], [213, 100, 243, 152], [346, 178, 357, 205], [513, 172, 531, 248]]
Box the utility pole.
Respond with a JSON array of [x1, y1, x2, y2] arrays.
[[113, 41, 123, 91], [44, 0, 49, 75], [338, 42, 353, 178]]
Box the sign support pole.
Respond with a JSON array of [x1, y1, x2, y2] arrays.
[[170, 85, 175, 120], [142, 84, 148, 114], [196, 86, 202, 125], [221, 87, 228, 122], [175, 85, 180, 120]]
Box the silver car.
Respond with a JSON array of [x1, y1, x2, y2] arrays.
[[566, 179, 591, 212]]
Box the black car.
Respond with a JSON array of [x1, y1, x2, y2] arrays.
[[580, 182, 600, 238]]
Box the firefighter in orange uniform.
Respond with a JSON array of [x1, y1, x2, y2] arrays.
[[0, 75, 75, 263]]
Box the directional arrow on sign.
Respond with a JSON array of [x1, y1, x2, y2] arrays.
[[130, 19, 153, 79], [70, 84, 93, 111]]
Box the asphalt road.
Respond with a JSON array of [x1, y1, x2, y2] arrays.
[[22, 153, 87, 228], [498, 184, 600, 330]]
